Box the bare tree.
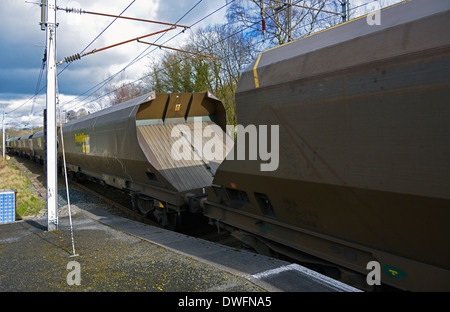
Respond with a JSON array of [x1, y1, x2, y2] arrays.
[[145, 23, 259, 126], [88, 71, 148, 111], [190, 24, 261, 125], [227, 0, 343, 46], [110, 81, 147, 105]]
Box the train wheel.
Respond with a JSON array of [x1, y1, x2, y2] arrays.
[[132, 194, 177, 230]]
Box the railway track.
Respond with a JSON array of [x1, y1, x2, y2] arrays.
[[8, 155, 239, 248]]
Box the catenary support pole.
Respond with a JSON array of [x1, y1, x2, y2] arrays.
[[45, 0, 58, 231]]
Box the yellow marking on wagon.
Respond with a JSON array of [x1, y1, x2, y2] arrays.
[[74, 133, 90, 154]]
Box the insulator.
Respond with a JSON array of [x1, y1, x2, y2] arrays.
[[65, 7, 83, 14], [40, 0, 47, 31], [64, 53, 82, 64]]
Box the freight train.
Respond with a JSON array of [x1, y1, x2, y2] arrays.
[[6, 0, 450, 291], [7, 91, 233, 229]]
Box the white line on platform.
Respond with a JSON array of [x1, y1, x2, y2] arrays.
[[252, 263, 362, 292]]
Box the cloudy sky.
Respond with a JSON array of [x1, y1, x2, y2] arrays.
[[0, 0, 401, 129]]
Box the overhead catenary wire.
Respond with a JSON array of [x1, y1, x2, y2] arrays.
[[59, 6, 190, 29], [83, 27, 178, 56], [58, 0, 138, 76], [57, 3, 190, 66], [61, 0, 207, 111], [136, 40, 220, 60], [60, 27, 178, 65], [64, 0, 233, 111]]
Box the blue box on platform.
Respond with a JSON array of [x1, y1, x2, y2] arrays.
[[0, 189, 17, 224]]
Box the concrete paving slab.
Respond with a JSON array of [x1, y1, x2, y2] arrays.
[[0, 209, 360, 292], [0, 213, 263, 292], [81, 209, 361, 292]]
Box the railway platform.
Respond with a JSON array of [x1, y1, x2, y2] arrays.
[[0, 207, 360, 293]]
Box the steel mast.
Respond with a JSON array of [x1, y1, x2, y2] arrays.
[[43, 0, 58, 231]]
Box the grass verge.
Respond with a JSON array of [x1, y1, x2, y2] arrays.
[[0, 157, 45, 218]]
